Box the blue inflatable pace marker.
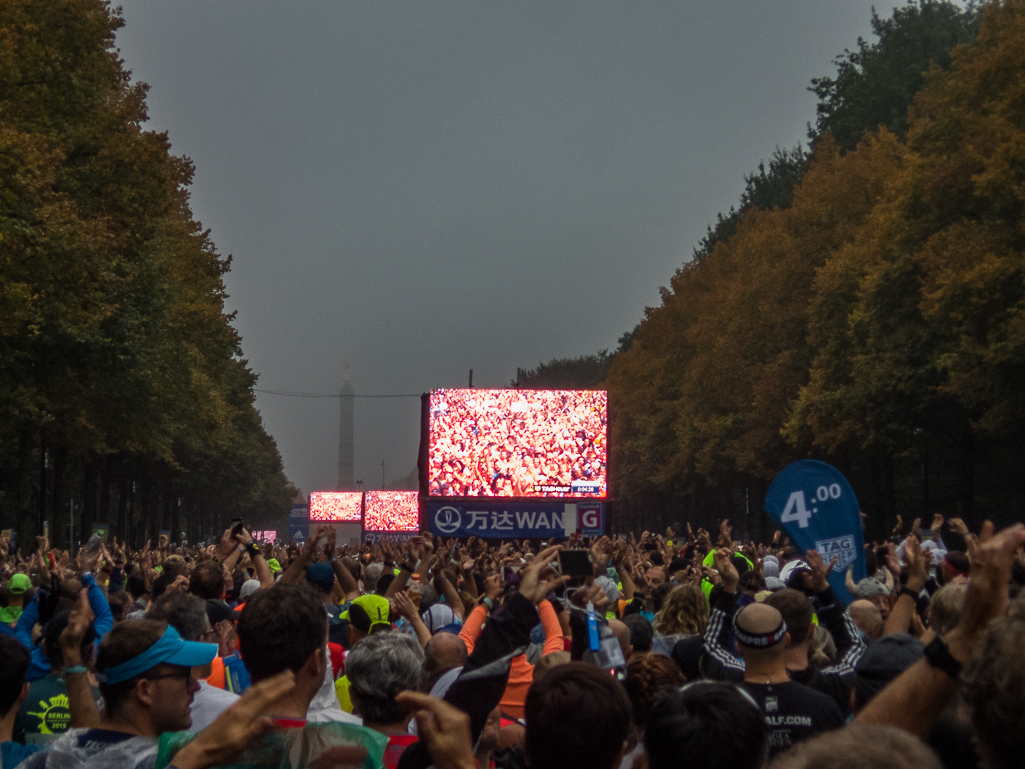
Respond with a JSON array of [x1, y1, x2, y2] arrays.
[[764, 460, 866, 604]]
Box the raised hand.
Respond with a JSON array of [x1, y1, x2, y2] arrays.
[[79, 545, 102, 575], [167, 671, 298, 769], [712, 548, 739, 593], [59, 589, 93, 664], [518, 546, 565, 604], [803, 548, 838, 593], [482, 574, 501, 602], [948, 518, 969, 536], [322, 527, 336, 560], [392, 590, 417, 620], [395, 692, 475, 769], [717, 519, 733, 548], [949, 522, 1025, 661]]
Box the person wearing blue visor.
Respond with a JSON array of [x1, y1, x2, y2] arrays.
[[20, 615, 216, 769]]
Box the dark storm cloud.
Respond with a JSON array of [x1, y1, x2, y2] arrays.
[[113, 1, 880, 495]]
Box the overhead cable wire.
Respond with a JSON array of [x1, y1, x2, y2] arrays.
[[253, 388, 422, 399]]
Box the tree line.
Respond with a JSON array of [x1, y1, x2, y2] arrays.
[[0, 0, 296, 550], [519, 1, 1025, 540]]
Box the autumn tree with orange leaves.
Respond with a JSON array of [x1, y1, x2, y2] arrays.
[[607, 0, 1025, 538]]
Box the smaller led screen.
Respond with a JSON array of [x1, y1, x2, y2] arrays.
[[364, 491, 420, 532], [309, 491, 363, 522], [249, 530, 277, 542], [428, 389, 607, 498]]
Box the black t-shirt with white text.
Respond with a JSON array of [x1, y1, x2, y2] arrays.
[[739, 680, 844, 756]]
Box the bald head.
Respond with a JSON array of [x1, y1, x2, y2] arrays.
[[849, 600, 884, 641], [608, 619, 632, 661], [734, 603, 788, 663], [424, 631, 467, 676], [736, 602, 784, 635]]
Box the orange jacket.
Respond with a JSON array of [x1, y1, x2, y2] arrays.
[[459, 599, 563, 721]]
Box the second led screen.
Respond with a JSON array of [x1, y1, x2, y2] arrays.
[[364, 491, 420, 532]]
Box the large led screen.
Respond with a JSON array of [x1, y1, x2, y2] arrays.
[[364, 491, 420, 532], [309, 491, 363, 522], [428, 389, 607, 498]]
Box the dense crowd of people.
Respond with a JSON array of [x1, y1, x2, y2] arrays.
[[428, 389, 607, 497], [1, 513, 1023, 769], [364, 493, 421, 533]]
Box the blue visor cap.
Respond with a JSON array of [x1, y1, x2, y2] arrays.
[[99, 626, 217, 684]]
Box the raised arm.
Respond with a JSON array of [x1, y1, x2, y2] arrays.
[[322, 528, 359, 601], [804, 550, 865, 673], [77, 547, 113, 640], [435, 569, 465, 622], [612, 544, 636, 602], [538, 599, 564, 656], [702, 548, 744, 679], [394, 590, 433, 648], [883, 536, 926, 637], [458, 575, 499, 655], [60, 589, 101, 728], [280, 526, 323, 584], [856, 523, 1025, 736], [235, 529, 275, 590]]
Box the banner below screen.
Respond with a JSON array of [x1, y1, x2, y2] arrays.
[[764, 460, 866, 604], [289, 503, 309, 542], [428, 501, 603, 539], [363, 531, 419, 544]]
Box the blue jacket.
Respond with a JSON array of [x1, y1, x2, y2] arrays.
[[15, 573, 113, 682]]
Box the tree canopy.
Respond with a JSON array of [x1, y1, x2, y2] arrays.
[[0, 0, 295, 548], [605, 0, 1025, 535]]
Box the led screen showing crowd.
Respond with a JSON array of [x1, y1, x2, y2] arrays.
[[364, 491, 420, 532], [308, 491, 363, 522], [428, 388, 607, 498]]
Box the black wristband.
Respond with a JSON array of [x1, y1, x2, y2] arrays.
[[899, 587, 919, 601], [246, 542, 260, 558], [924, 636, 962, 678]]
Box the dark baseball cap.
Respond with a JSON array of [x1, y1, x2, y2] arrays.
[[206, 599, 240, 625], [306, 562, 335, 593], [854, 633, 925, 706]]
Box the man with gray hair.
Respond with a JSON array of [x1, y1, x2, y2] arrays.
[[363, 563, 385, 595], [144, 591, 238, 732], [345, 631, 425, 763]]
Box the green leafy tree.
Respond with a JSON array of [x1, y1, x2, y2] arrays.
[[0, 0, 294, 548], [513, 352, 612, 389], [810, 0, 981, 150]]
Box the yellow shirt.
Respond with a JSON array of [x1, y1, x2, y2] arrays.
[[335, 674, 353, 713]]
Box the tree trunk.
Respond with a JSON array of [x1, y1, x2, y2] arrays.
[[16, 429, 36, 557], [170, 485, 180, 546], [98, 454, 113, 531], [81, 453, 98, 542], [117, 456, 129, 544], [50, 447, 67, 549], [38, 432, 47, 544], [959, 433, 975, 525]]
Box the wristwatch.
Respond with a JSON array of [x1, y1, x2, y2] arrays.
[[924, 636, 962, 678], [899, 586, 920, 601]]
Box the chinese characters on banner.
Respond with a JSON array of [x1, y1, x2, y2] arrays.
[[428, 501, 603, 539]]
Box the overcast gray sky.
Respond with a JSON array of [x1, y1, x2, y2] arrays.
[[113, 1, 885, 498]]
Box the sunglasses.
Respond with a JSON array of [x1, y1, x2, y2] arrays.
[[143, 667, 194, 684]]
